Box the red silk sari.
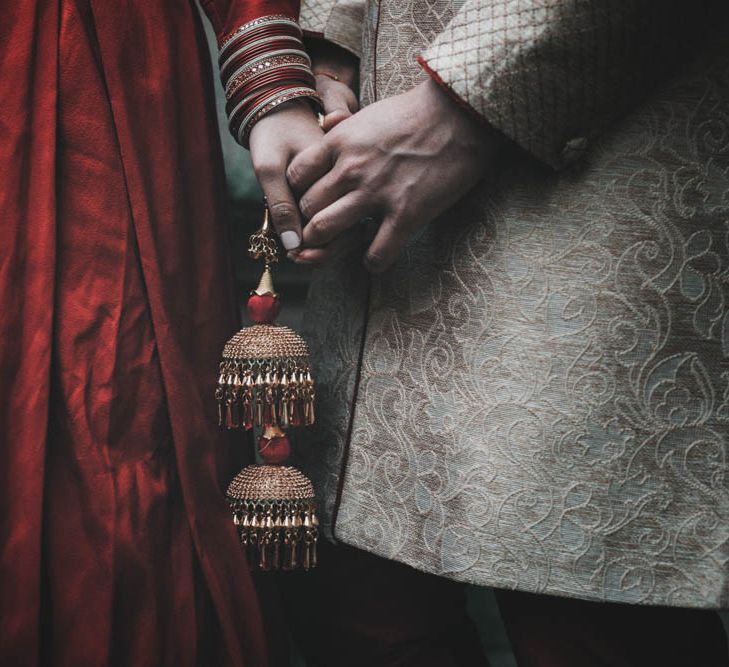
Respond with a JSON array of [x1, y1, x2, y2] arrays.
[[1, 1, 295, 664]]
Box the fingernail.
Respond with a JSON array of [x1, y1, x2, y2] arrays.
[[280, 230, 300, 250]]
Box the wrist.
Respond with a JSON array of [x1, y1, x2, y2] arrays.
[[248, 98, 323, 155], [416, 78, 503, 158], [250, 98, 319, 133]]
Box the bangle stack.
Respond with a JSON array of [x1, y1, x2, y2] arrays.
[[219, 15, 322, 147]]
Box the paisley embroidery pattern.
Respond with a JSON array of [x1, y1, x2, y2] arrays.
[[299, 0, 729, 607]]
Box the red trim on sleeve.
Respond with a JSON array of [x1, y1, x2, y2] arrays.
[[417, 55, 486, 127]]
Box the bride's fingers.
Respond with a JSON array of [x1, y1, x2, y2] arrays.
[[248, 103, 323, 250]]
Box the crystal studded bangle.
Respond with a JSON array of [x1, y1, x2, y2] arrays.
[[219, 15, 301, 60], [217, 15, 319, 148], [227, 67, 316, 113], [226, 54, 311, 100], [220, 33, 304, 80]]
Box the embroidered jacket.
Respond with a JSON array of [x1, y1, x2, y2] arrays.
[[296, 0, 729, 608]]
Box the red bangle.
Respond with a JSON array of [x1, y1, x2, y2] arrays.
[[218, 16, 320, 148], [227, 68, 316, 125], [226, 54, 311, 100], [219, 15, 301, 57], [222, 38, 303, 76], [229, 80, 296, 127], [229, 84, 290, 137], [228, 68, 315, 110], [220, 23, 301, 58], [228, 66, 313, 105], [222, 39, 303, 78]]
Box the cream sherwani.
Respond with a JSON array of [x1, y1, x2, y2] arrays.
[[297, 0, 729, 608]]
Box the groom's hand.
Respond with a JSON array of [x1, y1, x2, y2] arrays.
[[287, 78, 503, 273]]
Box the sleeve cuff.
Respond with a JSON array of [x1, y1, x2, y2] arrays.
[[416, 55, 486, 128], [300, 0, 364, 59], [418, 6, 584, 171]]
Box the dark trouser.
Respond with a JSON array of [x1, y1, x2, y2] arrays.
[[282, 541, 728, 667]]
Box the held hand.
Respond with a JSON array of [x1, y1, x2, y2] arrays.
[[309, 39, 360, 130], [315, 73, 359, 131], [248, 101, 323, 251], [287, 78, 502, 272]]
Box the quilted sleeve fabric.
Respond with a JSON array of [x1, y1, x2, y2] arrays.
[[420, 0, 723, 169], [300, 0, 365, 58]]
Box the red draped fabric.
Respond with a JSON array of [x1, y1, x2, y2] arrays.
[[0, 0, 298, 664]]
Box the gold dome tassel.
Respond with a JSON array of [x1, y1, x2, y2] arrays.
[[217, 205, 318, 571]]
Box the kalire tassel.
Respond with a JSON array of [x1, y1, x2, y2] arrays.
[[227, 460, 318, 571], [218, 205, 319, 571]]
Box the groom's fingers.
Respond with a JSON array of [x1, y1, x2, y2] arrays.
[[302, 191, 375, 248], [287, 140, 334, 195], [299, 165, 355, 221], [256, 167, 303, 251], [289, 227, 363, 265], [363, 215, 411, 274]]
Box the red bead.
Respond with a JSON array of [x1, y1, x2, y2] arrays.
[[247, 293, 280, 324], [258, 434, 291, 464]]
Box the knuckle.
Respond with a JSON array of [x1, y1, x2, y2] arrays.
[[388, 204, 411, 229], [299, 196, 316, 220], [286, 162, 302, 187], [251, 155, 280, 180], [328, 132, 346, 153], [338, 159, 361, 186], [254, 165, 275, 182], [268, 201, 297, 225], [306, 216, 328, 237]]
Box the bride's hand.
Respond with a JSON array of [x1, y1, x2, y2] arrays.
[[247, 101, 324, 252], [248, 42, 359, 253]]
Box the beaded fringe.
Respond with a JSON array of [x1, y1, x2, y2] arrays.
[[215, 358, 315, 430], [230, 499, 318, 571]]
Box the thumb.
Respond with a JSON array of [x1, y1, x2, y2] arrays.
[[257, 169, 303, 251], [322, 108, 351, 132], [316, 75, 359, 130]]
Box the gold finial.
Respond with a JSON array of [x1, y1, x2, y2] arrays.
[[253, 265, 277, 296]]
